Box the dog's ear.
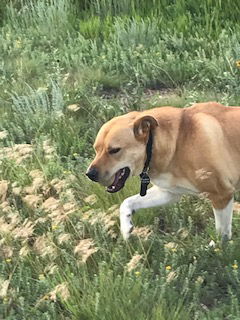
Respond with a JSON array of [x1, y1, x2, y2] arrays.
[[133, 115, 158, 141]]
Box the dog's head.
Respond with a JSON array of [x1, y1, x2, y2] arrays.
[[86, 112, 158, 192]]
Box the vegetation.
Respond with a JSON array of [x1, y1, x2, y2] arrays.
[[0, 0, 240, 319]]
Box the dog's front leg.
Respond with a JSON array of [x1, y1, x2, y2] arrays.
[[119, 185, 180, 239], [212, 197, 234, 241]]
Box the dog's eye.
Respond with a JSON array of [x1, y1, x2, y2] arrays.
[[109, 148, 121, 155]]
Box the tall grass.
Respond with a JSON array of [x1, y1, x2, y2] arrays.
[[6, 0, 74, 31], [74, 0, 240, 28], [0, 0, 239, 100], [1, 0, 240, 319]]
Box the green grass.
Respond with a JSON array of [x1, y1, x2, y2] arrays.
[[1, 0, 240, 319]]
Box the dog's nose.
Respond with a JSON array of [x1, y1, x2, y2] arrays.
[[86, 167, 99, 182]]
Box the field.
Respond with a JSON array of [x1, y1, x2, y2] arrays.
[[1, 0, 240, 319]]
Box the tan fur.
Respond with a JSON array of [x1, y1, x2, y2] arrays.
[[89, 102, 240, 210]]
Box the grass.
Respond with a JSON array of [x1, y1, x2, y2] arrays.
[[1, 0, 240, 319]]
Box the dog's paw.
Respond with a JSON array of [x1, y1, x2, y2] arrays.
[[121, 220, 134, 240], [120, 199, 134, 240]]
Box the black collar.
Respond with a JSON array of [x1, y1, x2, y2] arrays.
[[139, 130, 153, 196]]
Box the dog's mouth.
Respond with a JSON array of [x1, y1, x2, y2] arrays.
[[107, 167, 130, 193]]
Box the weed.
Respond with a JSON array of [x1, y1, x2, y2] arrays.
[[1, 1, 240, 319]]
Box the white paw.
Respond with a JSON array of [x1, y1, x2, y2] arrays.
[[120, 219, 134, 240], [120, 200, 133, 240], [222, 233, 231, 241]]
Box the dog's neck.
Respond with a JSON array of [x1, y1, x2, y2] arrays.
[[149, 109, 183, 178]]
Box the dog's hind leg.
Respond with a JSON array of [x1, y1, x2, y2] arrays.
[[212, 197, 234, 240], [119, 185, 180, 240]]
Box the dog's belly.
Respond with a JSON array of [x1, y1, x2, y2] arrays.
[[151, 173, 199, 195]]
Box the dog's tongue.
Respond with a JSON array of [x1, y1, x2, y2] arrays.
[[107, 167, 130, 193], [107, 169, 123, 193]]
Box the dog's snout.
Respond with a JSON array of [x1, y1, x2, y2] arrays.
[[86, 167, 99, 182]]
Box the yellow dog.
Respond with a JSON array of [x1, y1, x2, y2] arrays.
[[86, 102, 240, 240]]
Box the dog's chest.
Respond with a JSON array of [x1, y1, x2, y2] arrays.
[[151, 173, 199, 194]]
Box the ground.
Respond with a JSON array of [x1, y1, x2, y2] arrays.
[[1, 0, 240, 319]]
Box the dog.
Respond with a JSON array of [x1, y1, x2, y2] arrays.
[[86, 102, 240, 240]]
